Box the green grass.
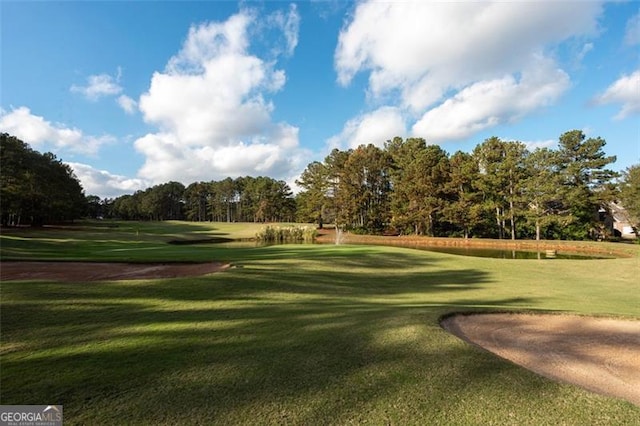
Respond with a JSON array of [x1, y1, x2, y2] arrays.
[[1, 221, 639, 424], [0, 221, 274, 262]]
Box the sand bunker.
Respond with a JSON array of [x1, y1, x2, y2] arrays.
[[441, 313, 640, 406], [0, 261, 229, 282]]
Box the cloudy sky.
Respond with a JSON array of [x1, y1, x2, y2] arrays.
[[2, 1, 638, 198]]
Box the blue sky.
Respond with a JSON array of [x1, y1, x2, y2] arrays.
[[1, 1, 638, 198]]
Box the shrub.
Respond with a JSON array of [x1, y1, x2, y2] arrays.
[[255, 225, 317, 243]]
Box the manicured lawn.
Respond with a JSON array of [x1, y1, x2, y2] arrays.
[[1, 222, 639, 424], [0, 221, 273, 262]]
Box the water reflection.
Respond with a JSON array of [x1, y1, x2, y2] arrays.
[[408, 245, 608, 259], [172, 237, 611, 259]]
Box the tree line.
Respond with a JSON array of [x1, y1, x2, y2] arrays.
[[1, 133, 86, 226], [91, 176, 296, 223], [296, 130, 638, 240], [1, 131, 638, 239]]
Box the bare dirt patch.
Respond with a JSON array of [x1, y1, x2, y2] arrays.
[[441, 313, 640, 406], [0, 261, 230, 282]]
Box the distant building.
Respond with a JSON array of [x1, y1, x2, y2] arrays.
[[608, 202, 636, 239]]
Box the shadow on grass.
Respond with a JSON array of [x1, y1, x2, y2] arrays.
[[0, 221, 233, 261], [2, 301, 543, 424], [0, 254, 555, 425], [2, 245, 636, 424]]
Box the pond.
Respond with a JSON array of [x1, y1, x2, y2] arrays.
[[169, 237, 612, 259], [406, 245, 611, 259]]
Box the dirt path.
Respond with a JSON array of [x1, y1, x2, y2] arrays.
[[0, 261, 230, 282], [441, 313, 640, 406]]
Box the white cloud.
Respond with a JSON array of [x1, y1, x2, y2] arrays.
[[327, 107, 406, 150], [576, 43, 593, 63], [134, 126, 306, 184], [520, 139, 556, 151], [412, 57, 570, 141], [166, 13, 251, 74], [283, 4, 300, 56], [593, 69, 640, 120], [266, 3, 300, 56], [333, 1, 602, 144], [624, 12, 640, 46], [0, 106, 112, 155], [117, 95, 137, 114], [67, 162, 149, 198], [71, 72, 123, 100], [135, 7, 304, 185], [336, 2, 600, 106], [71, 68, 139, 115], [140, 55, 276, 145]]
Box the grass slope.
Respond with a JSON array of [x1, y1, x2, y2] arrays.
[[1, 222, 639, 424]]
